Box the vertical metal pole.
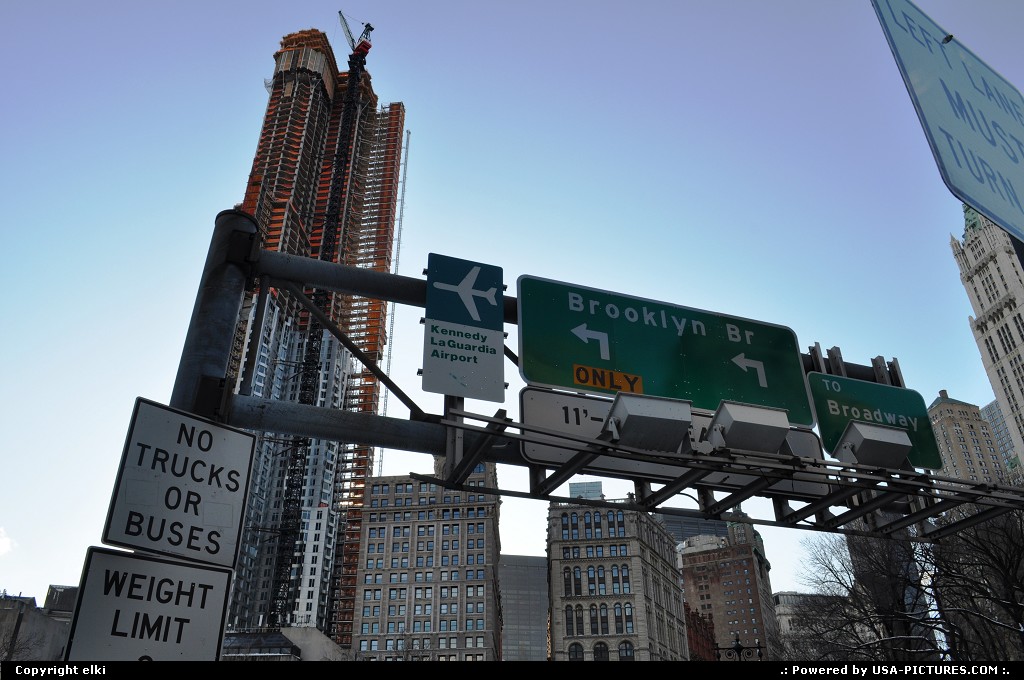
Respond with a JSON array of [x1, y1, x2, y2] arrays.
[[443, 395, 465, 479], [170, 209, 257, 416]]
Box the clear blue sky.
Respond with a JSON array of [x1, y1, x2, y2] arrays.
[[2, 0, 1022, 602]]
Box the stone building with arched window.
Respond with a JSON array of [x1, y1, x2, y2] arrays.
[[547, 483, 689, 661]]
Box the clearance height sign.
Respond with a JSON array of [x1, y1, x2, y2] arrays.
[[65, 547, 232, 661], [103, 398, 255, 568]]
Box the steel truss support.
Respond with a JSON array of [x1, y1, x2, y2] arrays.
[[173, 210, 1024, 548]]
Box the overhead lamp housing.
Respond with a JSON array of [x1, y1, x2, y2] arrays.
[[603, 393, 693, 453], [708, 401, 791, 453], [834, 421, 912, 468]]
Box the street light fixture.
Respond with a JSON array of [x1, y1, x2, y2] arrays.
[[714, 634, 764, 661]]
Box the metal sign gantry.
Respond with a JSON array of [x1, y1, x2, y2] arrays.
[[172, 210, 1024, 544]]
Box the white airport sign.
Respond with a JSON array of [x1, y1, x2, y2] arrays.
[[65, 547, 232, 661], [103, 397, 255, 568], [873, 0, 1024, 241], [422, 253, 505, 402]]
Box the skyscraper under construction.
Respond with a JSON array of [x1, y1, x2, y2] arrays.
[[224, 20, 407, 650]]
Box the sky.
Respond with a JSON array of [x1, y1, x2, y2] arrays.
[[2, 0, 1023, 604]]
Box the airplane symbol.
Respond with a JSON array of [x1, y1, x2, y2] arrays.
[[433, 266, 498, 322]]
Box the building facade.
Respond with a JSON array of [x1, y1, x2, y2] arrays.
[[547, 488, 689, 661], [654, 514, 729, 544], [950, 204, 1024, 476], [224, 25, 406, 647], [980, 398, 1021, 481], [927, 389, 1011, 485], [498, 554, 549, 661], [0, 588, 76, 661], [683, 602, 716, 661], [773, 590, 860, 660], [677, 520, 780, 660], [351, 463, 502, 661]]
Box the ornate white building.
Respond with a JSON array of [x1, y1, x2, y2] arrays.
[[950, 204, 1024, 478]]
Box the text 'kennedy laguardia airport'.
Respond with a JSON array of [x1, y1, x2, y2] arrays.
[[427, 324, 498, 363]]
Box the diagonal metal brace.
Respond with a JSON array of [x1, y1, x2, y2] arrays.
[[532, 442, 611, 498], [446, 410, 508, 486], [638, 467, 714, 510], [280, 280, 428, 421]]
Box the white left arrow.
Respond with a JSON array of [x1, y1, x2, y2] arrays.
[[572, 324, 610, 360], [732, 353, 768, 388]]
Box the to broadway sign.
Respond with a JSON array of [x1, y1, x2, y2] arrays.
[[103, 398, 255, 568], [872, 0, 1024, 241], [808, 372, 941, 469], [518, 275, 814, 426], [65, 547, 231, 661]]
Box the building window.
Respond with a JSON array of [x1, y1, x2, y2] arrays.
[[594, 642, 609, 661], [568, 643, 584, 661], [618, 641, 635, 661]]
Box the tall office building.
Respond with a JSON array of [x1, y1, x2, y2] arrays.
[[950, 204, 1024, 476], [655, 514, 729, 544], [981, 398, 1021, 481], [224, 24, 407, 650], [927, 390, 1010, 485], [498, 555, 549, 661], [547, 484, 689, 661], [676, 520, 780, 659], [352, 464, 502, 661]]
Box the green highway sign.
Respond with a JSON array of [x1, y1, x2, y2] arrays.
[[807, 372, 941, 469], [517, 275, 815, 427]]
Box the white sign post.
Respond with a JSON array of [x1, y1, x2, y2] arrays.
[[873, 0, 1024, 240], [103, 398, 255, 568], [65, 547, 232, 661]]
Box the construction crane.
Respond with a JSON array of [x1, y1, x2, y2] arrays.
[[338, 11, 373, 56]]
